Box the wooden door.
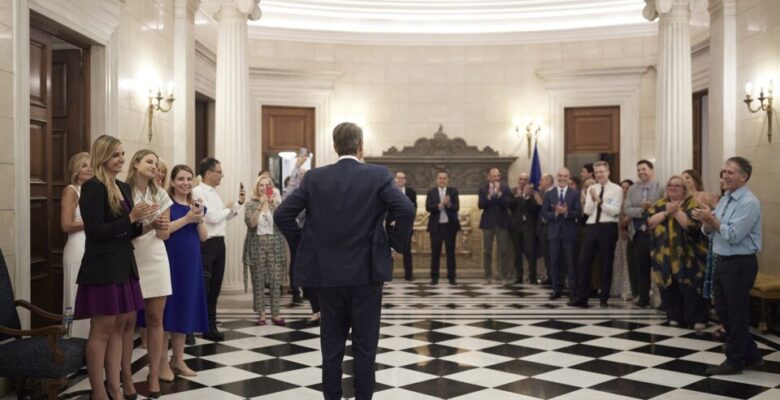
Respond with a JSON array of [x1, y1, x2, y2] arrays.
[[195, 93, 212, 164], [29, 26, 88, 327], [564, 106, 621, 181], [261, 106, 315, 170], [692, 91, 707, 175]]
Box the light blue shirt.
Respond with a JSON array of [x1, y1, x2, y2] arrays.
[[706, 185, 762, 256]]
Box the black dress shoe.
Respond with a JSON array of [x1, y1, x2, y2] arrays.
[[306, 318, 321, 326], [636, 300, 649, 308], [706, 362, 743, 376], [185, 334, 196, 345], [747, 357, 764, 369], [202, 324, 224, 341], [431, 278, 439, 285], [449, 278, 457, 285], [599, 300, 609, 308], [566, 300, 588, 308], [548, 293, 562, 300]]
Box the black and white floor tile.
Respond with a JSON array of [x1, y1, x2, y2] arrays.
[[46, 282, 780, 399]]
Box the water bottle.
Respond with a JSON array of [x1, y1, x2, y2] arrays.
[[63, 306, 74, 338]]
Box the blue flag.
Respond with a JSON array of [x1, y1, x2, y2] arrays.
[[529, 142, 542, 190]]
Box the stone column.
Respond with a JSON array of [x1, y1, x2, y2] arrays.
[[173, 0, 200, 165], [707, 0, 737, 190], [644, 0, 693, 182], [204, 0, 261, 294]]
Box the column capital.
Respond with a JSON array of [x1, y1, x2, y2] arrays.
[[203, 0, 262, 21], [708, 0, 737, 18], [644, 0, 692, 21], [174, 0, 201, 20]]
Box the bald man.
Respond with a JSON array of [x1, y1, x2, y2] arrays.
[[509, 173, 540, 284]]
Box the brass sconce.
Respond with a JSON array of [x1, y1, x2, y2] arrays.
[[744, 81, 773, 143], [147, 81, 175, 142], [513, 115, 542, 158]]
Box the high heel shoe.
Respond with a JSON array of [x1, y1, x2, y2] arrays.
[[146, 376, 161, 399], [170, 362, 198, 377]]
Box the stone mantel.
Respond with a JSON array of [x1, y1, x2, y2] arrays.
[[365, 125, 516, 194]]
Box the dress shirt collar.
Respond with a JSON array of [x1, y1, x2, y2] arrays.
[[199, 182, 216, 192], [726, 185, 748, 201], [338, 155, 360, 162]]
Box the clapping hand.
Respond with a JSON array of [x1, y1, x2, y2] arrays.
[[666, 202, 681, 217], [151, 214, 170, 231], [129, 203, 159, 224], [691, 206, 714, 224], [443, 195, 451, 207], [555, 202, 567, 216], [641, 201, 652, 210], [590, 186, 600, 203]]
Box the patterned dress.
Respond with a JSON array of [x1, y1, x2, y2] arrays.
[[242, 199, 288, 315], [647, 197, 708, 293]]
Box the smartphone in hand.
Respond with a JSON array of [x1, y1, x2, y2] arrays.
[[265, 187, 274, 198]]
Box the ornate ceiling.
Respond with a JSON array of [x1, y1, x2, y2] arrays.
[[246, 0, 664, 44]]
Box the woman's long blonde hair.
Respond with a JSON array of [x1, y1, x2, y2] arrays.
[[68, 152, 90, 185], [126, 149, 160, 199], [91, 135, 124, 215], [157, 158, 170, 190], [252, 175, 274, 200]]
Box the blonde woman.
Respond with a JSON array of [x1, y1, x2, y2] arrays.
[[155, 158, 169, 190], [243, 175, 287, 325], [123, 149, 174, 398], [61, 152, 93, 339], [75, 135, 157, 400], [646, 175, 708, 330]]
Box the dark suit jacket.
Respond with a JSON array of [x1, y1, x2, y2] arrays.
[[478, 183, 512, 230], [509, 190, 540, 231], [425, 187, 461, 232], [77, 177, 143, 285], [542, 186, 582, 241], [274, 158, 415, 287], [385, 187, 417, 231]]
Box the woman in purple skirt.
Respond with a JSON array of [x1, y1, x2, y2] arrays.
[[74, 135, 160, 400]]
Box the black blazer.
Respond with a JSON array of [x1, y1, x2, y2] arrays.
[[274, 159, 415, 287], [77, 177, 143, 285], [385, 187, 417, 231], [509, 190, 540, 231], [478, 183, 512, 230], [542, 187, 582, 241], [425, 187, 461, 232]]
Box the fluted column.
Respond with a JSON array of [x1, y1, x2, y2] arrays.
[[205, 0, 261, 294], [707, 0, 737, 190], [644, 0, 693, 182], [173, 0, 200, 165]]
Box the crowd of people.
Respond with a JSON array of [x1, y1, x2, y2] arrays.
[[59, 129, 763, 400]]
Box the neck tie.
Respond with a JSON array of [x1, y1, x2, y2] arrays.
[[595, 184, 606, 223], [719, 195, 734, 220], [559, 188, 565, 203], [642, 186, 649, 202]]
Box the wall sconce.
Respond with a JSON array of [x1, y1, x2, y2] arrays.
[[147, 81, 175, 142], [513, 115, 543, 158], [744, 81, 773, 142]]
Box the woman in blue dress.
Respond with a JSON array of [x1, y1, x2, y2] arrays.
[[161, 164, 209, 377]]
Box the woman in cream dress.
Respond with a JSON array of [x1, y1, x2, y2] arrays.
[[121, 149, 173, 398], [60, 152, 93, 338]]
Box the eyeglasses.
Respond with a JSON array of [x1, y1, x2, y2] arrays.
[[666, 184, 683, 188]]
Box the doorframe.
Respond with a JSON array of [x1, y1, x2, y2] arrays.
[[12, 0, 121, 327], [538, 66, 650, 182]]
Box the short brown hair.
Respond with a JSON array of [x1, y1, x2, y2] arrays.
[[332, 122, 363, 156], [594, 161, 610, 169]]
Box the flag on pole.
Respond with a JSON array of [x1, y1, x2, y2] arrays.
[[529, 142, 542, 190]]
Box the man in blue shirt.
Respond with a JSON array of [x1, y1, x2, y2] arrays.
[[693, 156, 763, 375]]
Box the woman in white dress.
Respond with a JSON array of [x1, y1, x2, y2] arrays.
[[60, 152, 93, 339], [120, 149, 173, 398]]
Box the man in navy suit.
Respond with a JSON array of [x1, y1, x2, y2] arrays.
[[275, 122, 415, 400], [392, 170, 417, 281], [542, 168, 581, 300], [426, 171, 461, 285], [478, 168, 512, 283]]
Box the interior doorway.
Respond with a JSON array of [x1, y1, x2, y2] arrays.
[[564, 106, 621, 183], [29, 12, 91, 327], [261, 105, 315, 190]]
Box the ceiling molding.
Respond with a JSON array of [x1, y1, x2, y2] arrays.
[[247, 23, 660, 46], [29, 0, 122, 44]]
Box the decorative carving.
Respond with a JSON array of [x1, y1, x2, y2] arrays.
[[365, 125, 516, 194], [410, 209, 473, 256]]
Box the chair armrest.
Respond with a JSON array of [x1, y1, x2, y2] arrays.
[[0, 324, 67, 364], [15, 299, 64, 322]]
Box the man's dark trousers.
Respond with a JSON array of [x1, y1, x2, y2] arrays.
[[712, 254, 762, 367], [319, 284, 383, 400], [402, 233, 414, 280], [201, 237, 226, 327], [575, 223, 618, 304], [633, 230, 653, 305], [430, 222, 457, 280]]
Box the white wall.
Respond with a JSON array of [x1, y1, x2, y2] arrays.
[[245, 36, 658, 182]]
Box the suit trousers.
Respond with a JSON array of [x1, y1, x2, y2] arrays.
[[712, 254, 762, 367], [401, 232, 414, 280], [575, 223, 618, 304], [201, 237, 226, 325], [430, 222, 457, 280], [318, 284, 383, 400], [633, 231, 653, 304], [539, 224, 550, 282], [548, 237, 576, 295], [510, 225, 537, 282], [482, 228, 510, 280]]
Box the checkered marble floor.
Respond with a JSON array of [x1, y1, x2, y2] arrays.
[[53, 281, 780, 399]]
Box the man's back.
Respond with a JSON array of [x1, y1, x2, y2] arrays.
[[275, 158, 415, 287]]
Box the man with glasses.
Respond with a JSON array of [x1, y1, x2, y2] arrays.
[[193, 157, 245, 341]]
